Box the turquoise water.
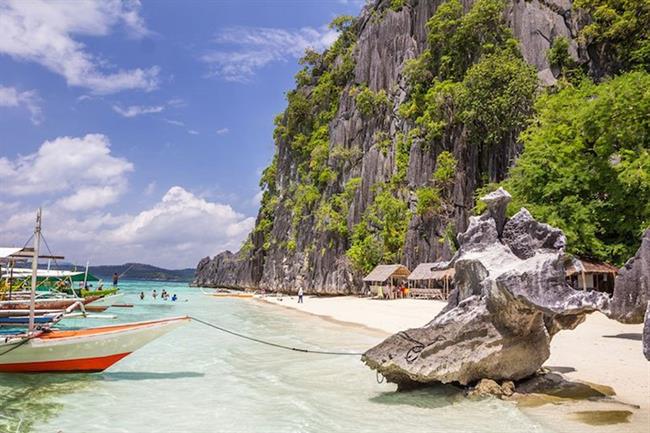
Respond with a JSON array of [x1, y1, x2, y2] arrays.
[[0, 281, 552, 433]]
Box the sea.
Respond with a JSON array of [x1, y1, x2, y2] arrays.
[[0, 280, 553, 433]]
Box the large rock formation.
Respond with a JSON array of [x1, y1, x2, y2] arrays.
[[609, 229, 649, 324], [194, 0, 626, 293], [362, 189, 611, 386]]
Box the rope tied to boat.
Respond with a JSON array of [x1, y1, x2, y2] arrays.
[[190, 316, 364, 356]]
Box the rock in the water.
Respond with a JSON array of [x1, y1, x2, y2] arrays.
[[467, 379, 506, 398], [362, 189, 610, 386], [610, 229, 650, 324], [643, 302, 650, 361]]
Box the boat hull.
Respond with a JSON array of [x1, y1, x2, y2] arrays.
[[0, 316, 189, 373]]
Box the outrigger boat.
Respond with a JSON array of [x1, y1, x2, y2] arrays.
[[0, 209, 188, 373], [200, 287, 255, 299]]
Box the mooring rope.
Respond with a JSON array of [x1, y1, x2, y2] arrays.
[[190, 316, 364, 356]]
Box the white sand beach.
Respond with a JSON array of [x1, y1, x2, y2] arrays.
[[259, 295, 649, 432]]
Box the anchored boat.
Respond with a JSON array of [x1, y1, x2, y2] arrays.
[[0, 317, 189, 373], [0, 209, 189, 373]]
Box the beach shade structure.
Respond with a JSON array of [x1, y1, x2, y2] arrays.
[[407, 262, 455, 300], [362, 264, 410, 299], [565, 258, 618, 294]]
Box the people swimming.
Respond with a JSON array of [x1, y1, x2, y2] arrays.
[[152, 289, 158, 300], [139, 291, 145, 300], [171, 294, 177, 302]]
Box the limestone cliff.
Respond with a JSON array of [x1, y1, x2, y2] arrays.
[[194, 0, 611, 293]]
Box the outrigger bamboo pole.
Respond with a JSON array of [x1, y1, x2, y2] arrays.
[[28, 208, 42, 334]]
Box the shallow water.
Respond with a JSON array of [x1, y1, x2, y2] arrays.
[[0, 281, 552, 433]]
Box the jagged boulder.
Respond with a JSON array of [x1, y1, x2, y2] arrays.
[[362, 190, 610, 386], [610, 229, 650, 324]]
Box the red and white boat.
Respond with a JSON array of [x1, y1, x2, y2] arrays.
[[0, 209, 190, 374], [0, 316, 189, 373]]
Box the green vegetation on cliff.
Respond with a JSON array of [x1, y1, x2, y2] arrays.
[[248, 0, 648, 279], [493, 71, 650, 265]]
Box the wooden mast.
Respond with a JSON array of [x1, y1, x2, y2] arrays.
[[28, 208, 42, 334]]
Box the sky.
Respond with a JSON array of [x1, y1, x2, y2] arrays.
[[0, 0, 365, 268]]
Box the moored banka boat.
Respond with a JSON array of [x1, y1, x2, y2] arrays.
[[0, 209, 190, 373], [0, 316, 189, 373]]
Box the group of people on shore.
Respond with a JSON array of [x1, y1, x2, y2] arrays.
[[374, 284, 408, 300], [139, 289, 177, 302]]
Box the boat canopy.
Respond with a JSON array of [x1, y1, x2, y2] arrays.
[[1, 268, 100, 282], [0, 247, 23, 259]]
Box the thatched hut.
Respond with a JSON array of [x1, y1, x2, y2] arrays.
[[565, 258, 618, 294], [407, 262, 455, 300], [362, 264, 410, 298]]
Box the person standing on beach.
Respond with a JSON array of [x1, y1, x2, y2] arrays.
[[112, 272, 119, 288], [298, 287, 304, 304]]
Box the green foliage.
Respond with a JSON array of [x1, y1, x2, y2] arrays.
[[547, 37, 573, 72], [390, 133, 411, 187], [373, 131, 391, 156], [433, 151, 457, 184], [575, 0, 650, 73], [329, 15, 355, 32], [416, 187, 441, 216], [291, 184, 321, 228], [354, 85, 389, 117], [427, 0, 517, 81], [390, 0, 407, 12], [330, 144, 363, 164], [500, 71, 650, 265], [346, 189, 411, 272], [459, 50, 538, 148], [414, 80, 463, 142], [316, 177, 361, 237], [547, 37, 585, 84]]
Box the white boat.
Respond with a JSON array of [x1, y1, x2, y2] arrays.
[[0, 316, 189, 372], [0, 209, 189, 373]]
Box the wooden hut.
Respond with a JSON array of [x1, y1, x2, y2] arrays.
[[565, 258, 618, 294], [362, 264, 410, 299], [407, 262, 455, 300]]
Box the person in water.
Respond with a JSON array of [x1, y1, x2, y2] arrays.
[[152, 289, 158, 299], [298, 287, 304, 303], [139, 291, 145, 300], [112, 272, 119, 288], [171, 294, 177, 302]]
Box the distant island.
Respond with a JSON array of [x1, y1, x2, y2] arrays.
[[47, 262, 196, 282], [89, 263, 195, 282]]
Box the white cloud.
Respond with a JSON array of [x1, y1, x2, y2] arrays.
[[165, 119, 185, 127], [144, 181, 156, 195], [187, 129, 199, 135], [58, 186, 124, 211], [0, 85, 42, 124], [0, 134, 133, 205], [216, 127, 230, 135], [202, 26, 338, 82], [112, 104, 165, 118], [0, 0, 159, 94]]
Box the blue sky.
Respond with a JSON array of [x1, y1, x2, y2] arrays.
[[0, 0, 364, 268]]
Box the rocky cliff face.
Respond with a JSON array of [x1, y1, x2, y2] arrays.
[[194, 0, 606, 293]]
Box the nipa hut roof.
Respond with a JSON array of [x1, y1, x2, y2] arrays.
[[363, 264, 410, 283], [408, 262, 455, 281], [565, 258, 618, 276]]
